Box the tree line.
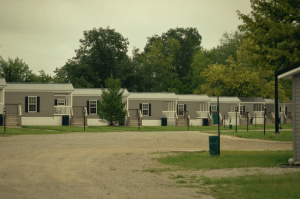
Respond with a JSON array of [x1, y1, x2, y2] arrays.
[[1, 0, 299, 103]]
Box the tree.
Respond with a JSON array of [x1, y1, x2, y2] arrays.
[[144, 27, 202, 93], [0, 56, 35, 82], [237, 0, 300, 100], [97, 75, 127, 126], [56, 27, 129, 88], [140, 38, 180, 92], [32, 70, 53, 83]]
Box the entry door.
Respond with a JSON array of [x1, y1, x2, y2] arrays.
[[213, 114, 219, 124], [178, 104, 184, 116]]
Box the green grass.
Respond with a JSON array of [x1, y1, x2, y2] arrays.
[[203, 130, 293, 142], [156, 151, 293, 170], [0, 123, 292, 137], [200, 172, 300, 199]]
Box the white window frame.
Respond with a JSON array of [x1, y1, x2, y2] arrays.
[[89, 100, 97, 115], [142, 103, 149, 116], [28, 96, 37, 112], [178, 104, 184, 116], [57, 99, 65, 106], [211, 105, 217, 112]]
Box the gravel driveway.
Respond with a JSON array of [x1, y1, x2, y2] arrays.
[[0, 131, 295, 199]]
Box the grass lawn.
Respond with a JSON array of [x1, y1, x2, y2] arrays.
[[203, 130, 293, 142], [155, 151, 293, 170], [199, 172, 300, 199], [0, 123, 292, 137]]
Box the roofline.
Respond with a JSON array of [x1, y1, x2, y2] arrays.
[[5, 90, 74, 93], [275, 60, 300, 76]]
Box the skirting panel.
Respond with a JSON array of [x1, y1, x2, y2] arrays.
[[87, 119, 109, 126], [167, 119, 176, 126], [251, 117, 265, 125], [190, 119, 203, 126], [142, 120, 161, 126], [22, 116, 62, 126], [224, 119, 240, 126]]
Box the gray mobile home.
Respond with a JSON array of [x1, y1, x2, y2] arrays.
[[238, 97, 267, 125], [209, 96, 241, 126], [72, 88, 129, 126], [176, 94, 211, 126], [278, 64, 300, 164], [127, 92, 178, 126], [5, 83, 74, 126]]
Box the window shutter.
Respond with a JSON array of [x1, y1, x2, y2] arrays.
[[87, 101, 89, 114], [55, 99, 57, 106], [97, 100, 99, 113], [65, 99, 66, 106], [210, 106, 211, 114], [184, 104, 186, 112], [243, 106, 245, 113], [177, 104, 178, 111], [149, 104, 151, 116], [139, 103, 142, 110], [37, 97, 40, 112], [280, 107, 281, 112], [25, 97, 28, 112], [286, 107, 287, 113]]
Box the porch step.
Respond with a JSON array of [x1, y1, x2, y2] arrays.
[[177, 119, 188, 127], [71, 116, 87, 126], [128, 117, 141, 126], [4, 114, 20, 127]]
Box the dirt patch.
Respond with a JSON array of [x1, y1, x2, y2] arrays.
[[0, 131, 294, 199]]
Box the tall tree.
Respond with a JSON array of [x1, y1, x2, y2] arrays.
[[97, 75, 127, 126], [56, 27, 129, 88], [237, 0, 300, 99], [0, 56, 35, 82], [144, 27, 202, 93]]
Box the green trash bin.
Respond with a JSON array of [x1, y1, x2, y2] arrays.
[[161, 118, 167, 126], [229, 125, 232, 129], [209, 136, 219, 156]]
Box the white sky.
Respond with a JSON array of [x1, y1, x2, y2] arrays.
[[0, 0, 252, 77]]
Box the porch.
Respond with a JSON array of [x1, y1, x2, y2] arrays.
[[54, 93, 72, 115]]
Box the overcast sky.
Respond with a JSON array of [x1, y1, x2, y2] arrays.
[[0, 0, 252, 77]]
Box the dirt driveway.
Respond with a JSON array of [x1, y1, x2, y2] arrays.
[[0, 131, 295, 199]]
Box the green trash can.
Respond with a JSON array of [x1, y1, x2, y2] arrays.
[[209, 136, 219, 156], [161, 118, 167, 126], [229, 125, 232, 129]]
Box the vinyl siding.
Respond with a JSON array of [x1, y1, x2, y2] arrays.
[[177, 101, 200, 119], [128, 100, 166, 120], [5, 92, 54, 117], [72, 96, 127, 119], [293, 73, 300, 161]]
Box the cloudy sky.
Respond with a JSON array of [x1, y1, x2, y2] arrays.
[[0, 0, 252, 77]]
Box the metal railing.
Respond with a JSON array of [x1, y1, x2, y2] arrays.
[[54, 106, 71, 115], [162, 111, 176, 119], [197, 111, 209, 118]]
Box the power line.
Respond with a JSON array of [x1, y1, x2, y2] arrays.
[[0, 44, 70, 60]]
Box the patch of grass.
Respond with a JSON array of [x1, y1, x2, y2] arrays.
[[202, 172, 300, 199], [203, 130, 293, 142], [142, 168, 173, 174], [176, 179, 187, 184], [156, 151, 292, 170], [126, 153, 132, 155], [169, 174, 185, 179]]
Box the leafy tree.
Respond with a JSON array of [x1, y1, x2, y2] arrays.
[[32, 70, 53, 83], [56, 27, 129, 88], [0, 56, 35, 82], [97, 75, 127, 126], [144, 27, 202, 94], [140, 38, 180, 92], [209, 31, 244, 66]]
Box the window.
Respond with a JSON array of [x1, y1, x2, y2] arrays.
[[29, 96, 37, 112], [239, 106, 244, 112], [89, 100, 97, 114], [211, 106, 217, 112], [142, 103, 149, 116], [178, 104, 184, 116], [57, 99, 65, 106]]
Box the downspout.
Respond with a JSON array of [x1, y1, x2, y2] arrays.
[[275, 70, 279, 134]]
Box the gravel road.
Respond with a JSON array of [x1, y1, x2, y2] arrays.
[[0, 131, 296, 199]]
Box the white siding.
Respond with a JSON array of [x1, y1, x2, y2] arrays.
[[22, 117, 62, 126]]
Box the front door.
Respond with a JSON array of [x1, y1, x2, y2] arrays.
[[178, 104, 184, 116], [213, 113, 219, 125]]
